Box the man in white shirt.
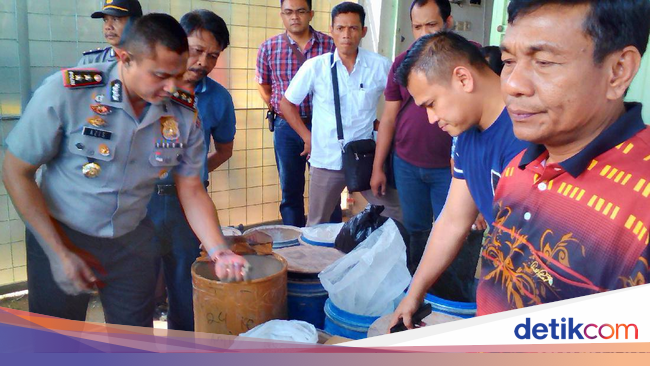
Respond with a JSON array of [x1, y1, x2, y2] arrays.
[[280, 2, 402, 226]]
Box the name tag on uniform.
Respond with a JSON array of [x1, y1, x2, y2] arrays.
[[82, 126, 112, 140]]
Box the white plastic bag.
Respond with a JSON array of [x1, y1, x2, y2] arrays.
[[318, 219, 411, 316], [239, 320, 318, 344]]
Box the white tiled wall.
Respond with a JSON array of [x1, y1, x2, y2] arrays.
[[0, 0, 353, 285], [0, 146, 26, 286]]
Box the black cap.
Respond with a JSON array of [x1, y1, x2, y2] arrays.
[[91, 0, 143, 19]]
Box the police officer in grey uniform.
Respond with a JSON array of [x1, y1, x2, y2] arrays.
[[77, 0, 143, 66], [2, 14, 247, 327]]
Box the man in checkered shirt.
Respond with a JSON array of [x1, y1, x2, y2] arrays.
[[256, 0, 339, 227]]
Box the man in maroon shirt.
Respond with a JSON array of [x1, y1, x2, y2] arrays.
[[371, 0, 456, 273]]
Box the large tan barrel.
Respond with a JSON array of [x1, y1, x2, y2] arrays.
[[192, 253, 288, 335]]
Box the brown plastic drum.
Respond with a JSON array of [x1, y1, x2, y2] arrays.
[[192, 253, 288, 335]]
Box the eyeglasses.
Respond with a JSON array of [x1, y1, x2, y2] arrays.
[[281, 9, 309, 16]]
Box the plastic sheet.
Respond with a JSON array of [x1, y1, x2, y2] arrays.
[[320, 219, 412, 316], [240, 320, 318, 344]]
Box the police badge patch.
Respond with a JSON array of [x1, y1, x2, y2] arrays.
[[91, 104, 112, 115], [160, 116, 180, 141]]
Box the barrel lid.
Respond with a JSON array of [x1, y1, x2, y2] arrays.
[[193, 254, 285, 282], [244, 225, 302, 248], [301, 223, 344, 244], [221, 226, 242, 236], [275, 244, 344, 274]]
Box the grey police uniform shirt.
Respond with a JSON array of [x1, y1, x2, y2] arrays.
[[77, 46, 116, 66], [5, 61, 206, 238]]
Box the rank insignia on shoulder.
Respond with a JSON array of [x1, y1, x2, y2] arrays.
[[170, 88, 196, 111], [83, 48, 104, 55], [110, 80, 122, 102], [62, 68, 105, 88]]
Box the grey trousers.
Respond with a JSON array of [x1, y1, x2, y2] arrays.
[[307, 167, 403, 226]]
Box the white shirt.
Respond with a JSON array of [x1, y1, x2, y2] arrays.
[[284, 48, 391, 170]]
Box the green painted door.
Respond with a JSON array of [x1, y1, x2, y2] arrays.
[[628, 45, 650, 123], [489, 1, 650, 124], [489, 0, 509, 46]]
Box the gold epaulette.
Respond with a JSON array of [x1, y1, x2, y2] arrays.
[[62, 68, 105, 88], [170, 88, 196, 111]]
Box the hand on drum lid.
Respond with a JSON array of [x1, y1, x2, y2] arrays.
[[214, 250, 251, 282]]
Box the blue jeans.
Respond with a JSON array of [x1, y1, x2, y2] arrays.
[[393, 154, 451, 271], [147, 192, 200, 331], [274, 116, 341, 226], [393, 154, 451, 233]]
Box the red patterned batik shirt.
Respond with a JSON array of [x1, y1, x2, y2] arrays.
[[478, 103, 650, 316]]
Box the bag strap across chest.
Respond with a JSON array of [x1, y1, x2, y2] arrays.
[[331, 53, 345, 152]]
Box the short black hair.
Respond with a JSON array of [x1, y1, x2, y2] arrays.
[[180, 10, 230, 50], [480, 46, 504, 75], [280, 0, 312, 10], [409, 0, 452, 22], [121, 13, 189, 60], [396, 31, 490, 88], [332, 2, 365, 27], [508, 0, 650, 63]]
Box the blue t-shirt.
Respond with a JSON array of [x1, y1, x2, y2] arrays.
[[159, 77, 236, 183], [196, 77, 237, 181], [452, 108, 527, 225]]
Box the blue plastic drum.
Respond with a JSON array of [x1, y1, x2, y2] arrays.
[[323, 299, 380, 340], [275, 245, 344, 329], [423, 292, 476, 318]]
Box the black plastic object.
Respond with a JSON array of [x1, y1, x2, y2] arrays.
[[266, 110, 276, 132], [390, 303, 432, 333], [335, 205, 410, 254], [335, 205, 387, 253]]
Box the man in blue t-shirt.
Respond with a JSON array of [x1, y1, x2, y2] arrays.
[[147, 10, 236, 331], [452, 108, 521, 225], [389, 32, 527, 329]]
